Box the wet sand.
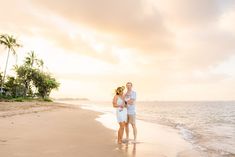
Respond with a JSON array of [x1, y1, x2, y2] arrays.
[[96, 113, 203, 157]]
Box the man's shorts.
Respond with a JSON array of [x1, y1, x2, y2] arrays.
[[127, 114, 136, 125]]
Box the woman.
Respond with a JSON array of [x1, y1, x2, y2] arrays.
[[113, 86, 127, 144]]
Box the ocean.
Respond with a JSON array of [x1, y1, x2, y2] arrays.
[[59, 100, 235, 157]]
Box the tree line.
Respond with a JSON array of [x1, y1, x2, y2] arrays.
[[0, 34, 59, 101]]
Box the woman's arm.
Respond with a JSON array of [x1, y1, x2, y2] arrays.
[[112, 95, 119, 108]]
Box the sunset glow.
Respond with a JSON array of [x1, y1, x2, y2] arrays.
[[1, 0, 235, 101]]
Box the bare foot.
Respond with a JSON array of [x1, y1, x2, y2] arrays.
[[132, 139, 137, 143], [122, 138, 129, 143]]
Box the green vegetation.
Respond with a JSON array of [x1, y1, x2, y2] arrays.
[[0, 34, 21, 92], [0, 34, 59, 102]]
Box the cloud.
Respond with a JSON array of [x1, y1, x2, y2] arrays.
[[31, 0, 174, 53], [0, 0, 50, 36], [152, 0, 235, 27], [0, 0, 118, 63], [32, 0, 235, 64]]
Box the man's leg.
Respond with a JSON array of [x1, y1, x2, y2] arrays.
[[129, 114, 137, 141], [125, 116, 129, 140], [131, 123, 137, 141]]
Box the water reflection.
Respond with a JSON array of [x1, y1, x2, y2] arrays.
[[117, 141, 136, 157]]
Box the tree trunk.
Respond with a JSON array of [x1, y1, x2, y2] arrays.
[[24, 81, 29, 97], [0, 49, 10, 94]]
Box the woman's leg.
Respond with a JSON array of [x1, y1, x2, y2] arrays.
[[118, 122, 125, 144], [125, 122, 129, 140]]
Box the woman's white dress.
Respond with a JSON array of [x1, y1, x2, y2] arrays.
[[116, 96, 127, 123]]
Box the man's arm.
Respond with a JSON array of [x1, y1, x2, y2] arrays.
[[127, 99, 135, 105], [127, 92, 136, 105]]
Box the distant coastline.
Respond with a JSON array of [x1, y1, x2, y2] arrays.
[[54, 98, 90, 101]]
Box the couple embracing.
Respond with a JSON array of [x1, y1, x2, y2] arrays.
[[112, 82, 137, 144]]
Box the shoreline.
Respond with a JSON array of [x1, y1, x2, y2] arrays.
[[0, 101, 226, 157], [73, 100, 235, 157], [60, 101, 204, 156], [96, 113, 204, 157]]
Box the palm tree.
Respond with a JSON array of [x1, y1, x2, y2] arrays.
[[0, 34, 21, 94], [25, 51, 44, 70], [21, 51, 44, 96], [37, 59, 44, 71], [25, 51, 37, 68]]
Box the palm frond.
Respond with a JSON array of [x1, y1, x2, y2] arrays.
[[0, 34, 21, 55]]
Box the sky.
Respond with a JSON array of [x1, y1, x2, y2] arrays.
[[0, 0, 235, 101]]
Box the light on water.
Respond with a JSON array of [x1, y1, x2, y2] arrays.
[[60, 100, 235, 157]]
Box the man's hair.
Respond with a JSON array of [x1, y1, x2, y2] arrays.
[[126, 82, 133, 86]]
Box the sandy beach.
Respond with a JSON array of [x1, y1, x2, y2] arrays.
[[0, 102, 123, 157], [0, 102, 205, 157]]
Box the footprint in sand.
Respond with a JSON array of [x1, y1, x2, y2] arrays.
[[0, 139, 7, 143]]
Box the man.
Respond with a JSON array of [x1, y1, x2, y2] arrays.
[[124, 82, 137, 142]]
